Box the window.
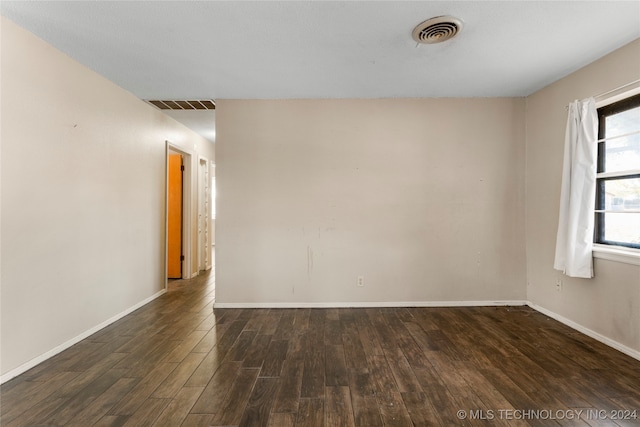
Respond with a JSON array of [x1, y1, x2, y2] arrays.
[[595, 93, 640, 249]]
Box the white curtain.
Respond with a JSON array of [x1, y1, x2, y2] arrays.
[[554, 98, 598, 278]]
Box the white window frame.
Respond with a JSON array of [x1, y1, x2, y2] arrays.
[[592, 83, 640, 266]]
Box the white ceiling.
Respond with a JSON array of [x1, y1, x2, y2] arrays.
[[2, 1, 639, 143], [162, 109, 217, 143]]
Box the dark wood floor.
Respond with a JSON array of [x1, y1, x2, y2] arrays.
[[2, 270, 640, 426]]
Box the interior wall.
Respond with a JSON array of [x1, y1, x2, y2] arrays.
[[525, 38, 640, 355], [216, 98, 527, 305], [0, 17, 214, 378]]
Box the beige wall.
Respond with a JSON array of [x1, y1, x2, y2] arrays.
[[525, 39, 640, 354], [0, 17, 214, 378], [216, 98, 527, 305]]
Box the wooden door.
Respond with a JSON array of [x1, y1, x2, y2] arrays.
[[168, 154, 183, 279]]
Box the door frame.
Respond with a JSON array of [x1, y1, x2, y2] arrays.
[[197, 155, 212, 272], [165, 141, 193, 286]]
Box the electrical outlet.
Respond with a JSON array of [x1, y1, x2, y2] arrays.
[[555, 279, 562, 292], [357, 276, 365, 287]]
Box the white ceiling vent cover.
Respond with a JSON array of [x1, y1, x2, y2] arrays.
[[146, 99, 215, 110], [412, 16, 463, 44]]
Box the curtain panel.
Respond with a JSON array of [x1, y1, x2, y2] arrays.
[[554, 98, 598, 278]]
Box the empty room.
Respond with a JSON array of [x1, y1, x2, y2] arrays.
[[1, 1, 639, 426]]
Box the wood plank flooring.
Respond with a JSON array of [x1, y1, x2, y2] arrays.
[[2, 270, 640, 426]]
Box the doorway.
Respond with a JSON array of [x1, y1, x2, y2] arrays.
[[167, 152, 184, 279], [166, 143, 193, 284]]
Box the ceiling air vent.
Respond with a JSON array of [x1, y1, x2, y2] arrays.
[[146, 99, 216, 110], [412, 16, 463, 44]]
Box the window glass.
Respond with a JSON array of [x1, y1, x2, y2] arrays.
[[605, 105, 640, 139], [597, 212, 640, 246], [601, 133, 640, 173], [601, 177, 640, 208]]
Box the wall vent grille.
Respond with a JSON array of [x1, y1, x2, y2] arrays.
[[146, 99, 216, 110]]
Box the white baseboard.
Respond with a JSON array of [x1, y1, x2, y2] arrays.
[[0, 289, 167, 385], [213, 300, 528, 309], [527, 302, 640, 362]]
